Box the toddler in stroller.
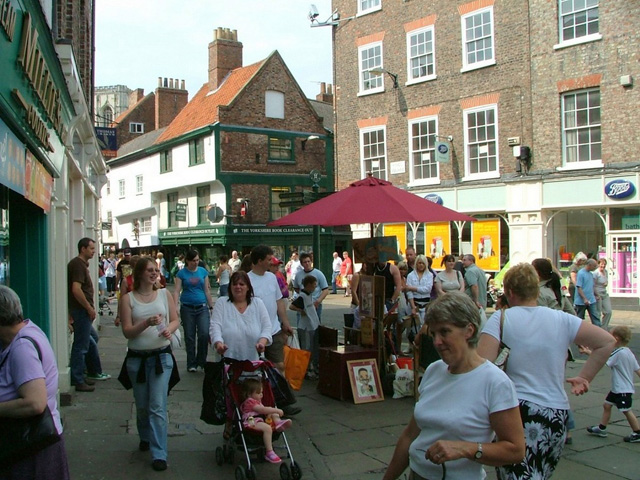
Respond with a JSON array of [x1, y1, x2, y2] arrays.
[[241, 378, 292, 463]]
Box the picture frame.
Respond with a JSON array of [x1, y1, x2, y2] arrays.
[[359, 275, 375, 317], [347, 358, 384, 404]]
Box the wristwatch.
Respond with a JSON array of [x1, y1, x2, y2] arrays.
[[474, 443, 483, 460]]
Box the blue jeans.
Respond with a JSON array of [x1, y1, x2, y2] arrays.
[[574, 303, 601, 327], [181, 304, 210, 369], [85, 326, 103, 376], [126, 353, 173, 461], [70, 308, 92, 385]]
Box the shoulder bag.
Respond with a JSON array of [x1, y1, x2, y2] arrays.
[[493, 309, 510, 371], [0, 336, 61, 469]]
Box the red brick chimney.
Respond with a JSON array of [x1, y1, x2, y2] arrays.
[[155, 77, 189, 130], [316, 82, 334, 104], [208, 27, 243, 91]]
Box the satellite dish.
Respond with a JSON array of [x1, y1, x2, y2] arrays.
[[207, 204, 224, 223]]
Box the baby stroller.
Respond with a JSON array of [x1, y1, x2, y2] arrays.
[[98, 294, 113, 316], [215, 358, 301, 480]]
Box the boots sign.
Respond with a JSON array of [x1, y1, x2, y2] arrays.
[[605, 180, 635, 200]]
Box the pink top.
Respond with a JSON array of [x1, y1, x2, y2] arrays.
[[241, 397, 262, 421]]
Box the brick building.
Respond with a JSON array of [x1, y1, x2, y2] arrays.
[[332, 0, 640, 304], [102, 27, 347, 275], [109, 79, 189, 150]]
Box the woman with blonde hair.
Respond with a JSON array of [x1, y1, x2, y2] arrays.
[[478, 262, 615, 479]]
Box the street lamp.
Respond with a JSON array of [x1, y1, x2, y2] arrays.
[[370, 67, 399, 89]]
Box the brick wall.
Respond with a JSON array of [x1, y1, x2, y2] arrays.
[[116, 94, 156, 148], [333, 0, 533, 189], [155, 81, 189, 130], [56, 0, 94, 112]]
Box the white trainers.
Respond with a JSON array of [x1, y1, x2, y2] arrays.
[[624, 432, 640, 443]]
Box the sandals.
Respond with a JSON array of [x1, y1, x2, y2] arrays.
[[275, 419, 292, 432], [264, 450, 282, 463]]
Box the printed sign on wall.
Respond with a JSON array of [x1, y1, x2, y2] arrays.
[[472, 219, 500, 272], [425, 222, 451, 265]]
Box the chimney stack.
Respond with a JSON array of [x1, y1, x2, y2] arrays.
[[208, 27, 243, 91], [316, 83, 334, 103], [129, 88, 145, 106], [155, 77, 189, 130]]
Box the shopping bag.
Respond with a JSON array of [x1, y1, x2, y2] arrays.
[[283, 345, 311, 391], [200, 361, 226, 425], [264, 362, 297, 406]]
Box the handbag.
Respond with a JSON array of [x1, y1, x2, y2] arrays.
[[283, 331, 311, 391], [494, 309, 510, 371], [200, 361, 227, 425], [0, 337, 60, 468]]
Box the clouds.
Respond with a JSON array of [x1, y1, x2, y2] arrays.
[[95, 0, 333, 99]]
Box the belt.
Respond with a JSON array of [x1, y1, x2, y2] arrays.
[[126, 346, 172, 383], [182, 303, 207, 309]]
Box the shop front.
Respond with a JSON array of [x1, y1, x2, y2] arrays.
[[159, 224, 351, 280]]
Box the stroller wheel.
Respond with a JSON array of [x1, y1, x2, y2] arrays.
[[291, 461, 302, 480], [225, 445, 235, 464], [248, 465, 257, 480], [215, 446, 224, 466], [279, 462, 292, 480], [235, 465, 247, 480]]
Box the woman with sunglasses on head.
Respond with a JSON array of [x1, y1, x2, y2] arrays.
[[120, 257, 180, 472], [384, 292, 525, 480]]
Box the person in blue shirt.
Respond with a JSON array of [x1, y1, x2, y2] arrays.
[[574, 259, 601, 327], [173, 249, 214, 372]]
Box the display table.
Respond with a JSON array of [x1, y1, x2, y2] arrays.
[[318, 345, 378, 401]]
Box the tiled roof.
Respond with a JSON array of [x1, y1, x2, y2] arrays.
[[117, 127, 168, 157], [155, 59, 265, 144]]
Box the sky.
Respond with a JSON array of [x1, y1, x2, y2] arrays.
[[94, 0, 334, 100]]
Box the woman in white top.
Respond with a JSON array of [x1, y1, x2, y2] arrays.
[[384, 292, 525, 480], [405, 255, 433, 323], [120, 257, 180, 472], [210, 271, 272, 361], [215, 255, 232, 297], [434, 254, 466, 296], [594, 258, 612, 329], [478, 263, 615, 480]]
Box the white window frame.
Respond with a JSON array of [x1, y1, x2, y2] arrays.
[[357, 0, 381, 16], [140, 216, 152, 233], [265, 90, 285, 119], [460, 6, 495, 73], [118, 179, 125, 198], [408, 115, 440, 186], [406, 26, 436, 85], [360, 125, 387, 180], [135, 175, 143, 195], [129, 122, 144, 134], [463, 104, 500, 181], [358, 42, 384, 96], [555, 0, 601, 49], [558, 88, 602, 170]]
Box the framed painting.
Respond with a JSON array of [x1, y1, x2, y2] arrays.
[[347, 358, 384, 404]]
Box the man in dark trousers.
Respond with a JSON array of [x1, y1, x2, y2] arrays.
[[68, 237, 98, 392]]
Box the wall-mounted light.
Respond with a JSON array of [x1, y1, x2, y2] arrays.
[[308, 4, 353, 27], [370, 67, 399, 89], [301, 135, 320, 150]]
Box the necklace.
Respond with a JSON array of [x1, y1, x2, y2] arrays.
[[137, 290, 154, 297], [375, 263, 386, 273]]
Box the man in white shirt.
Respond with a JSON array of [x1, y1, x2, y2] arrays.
[[228, 250, 241, 273], [331, 252, 342, 294], [248, 245, 299, 414]]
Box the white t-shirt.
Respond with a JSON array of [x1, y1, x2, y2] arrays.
[[409, 360, 518, 480], [248, 270, 283, 335], [607, 347, 640, 394], [482, 306, 582, 409], [209, 297, 272, 361]]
